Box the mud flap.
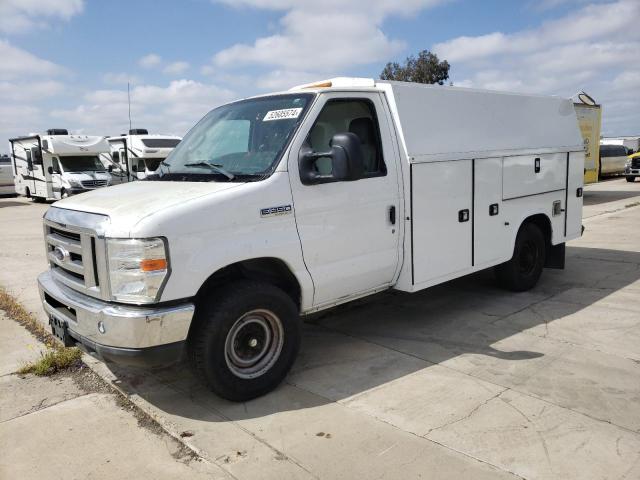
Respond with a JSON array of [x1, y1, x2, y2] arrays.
[[545, 242, 565, 269]]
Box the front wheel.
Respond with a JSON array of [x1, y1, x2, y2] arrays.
[[495, 223, 546, 292], [61, 188, 70, 199], [188, 280, 300, 401], [626, 176, 636, 183]]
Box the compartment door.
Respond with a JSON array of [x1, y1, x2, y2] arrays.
[[565, 151, 584, 239], [412, 160, 472, 285], [474, 158, 511, 267], [503, 153, 566, 200]]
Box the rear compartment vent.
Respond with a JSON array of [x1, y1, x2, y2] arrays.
[[47, 129, 69, 136], [129, 128, 148, 135]]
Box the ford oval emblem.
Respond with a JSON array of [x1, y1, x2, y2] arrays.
[[53, 246, 69, 262]]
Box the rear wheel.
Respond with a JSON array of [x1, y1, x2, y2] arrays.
[[495, 223, 546, 292], [25, 187, 31, 199], [626, 176, 636, 183], [188, 280, 300, 401]]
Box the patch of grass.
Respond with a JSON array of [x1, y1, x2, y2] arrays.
[[18, 347, 82, 376], [1, 287, 83, 376], [0, 287, 57, 349]]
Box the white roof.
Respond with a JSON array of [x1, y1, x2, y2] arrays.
[[378, 81, 584, 162], [45, 135, 110, 155]]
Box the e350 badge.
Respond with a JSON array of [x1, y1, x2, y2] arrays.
[[260, 205, 292, 217]]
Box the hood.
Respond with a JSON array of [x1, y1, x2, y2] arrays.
[[54, 181, 242, 232]]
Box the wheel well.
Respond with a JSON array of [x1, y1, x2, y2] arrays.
[[521, 213, 565, 268], [196, 258, 301, 308], [522, 214, 552, 247]]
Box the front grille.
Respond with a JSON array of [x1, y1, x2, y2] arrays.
[[81, 179, 108, 188], [632, 158, 640, 169], [45, 222, 101, 296]]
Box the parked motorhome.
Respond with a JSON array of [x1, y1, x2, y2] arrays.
[[0, 154, 15, 195], [107, 129, 181, 181], [599, 144, 628, 177], [10, 130, 112, 201], [38, 78, 584, 401]]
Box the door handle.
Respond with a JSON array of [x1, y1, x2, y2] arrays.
[[458, 209, 470, 222], [389, 205, 396, 225]]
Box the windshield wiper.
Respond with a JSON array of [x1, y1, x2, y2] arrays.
[[183, 161, 235, 180]]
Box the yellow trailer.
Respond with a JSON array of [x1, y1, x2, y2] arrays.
[[573, 98, 602, 184]]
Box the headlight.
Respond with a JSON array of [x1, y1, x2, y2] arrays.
[[106, 238, 169, 304], [66, 178, 82, 188]]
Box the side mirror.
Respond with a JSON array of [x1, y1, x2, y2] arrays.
[[299, 132, 364, 185], [131, 164, 138, 172], [47, 166, 53, 175], [108, 165, 113, 172]]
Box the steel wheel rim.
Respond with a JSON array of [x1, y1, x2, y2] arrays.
[[518, 240, 538, 275], [224, 309, 284, 379]]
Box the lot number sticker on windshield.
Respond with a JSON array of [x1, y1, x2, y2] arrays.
[[263, 108, 303, 121]]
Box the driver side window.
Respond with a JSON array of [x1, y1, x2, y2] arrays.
[[52, 157, 61, 173], [306, 99, 386, 177]]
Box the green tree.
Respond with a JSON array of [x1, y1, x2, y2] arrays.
[[380, 50, 450, 85]]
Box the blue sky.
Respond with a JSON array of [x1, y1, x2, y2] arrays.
[[1, 0, 638, 146]]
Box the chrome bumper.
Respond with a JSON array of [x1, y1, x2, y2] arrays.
[[38, 270, 194, 353]]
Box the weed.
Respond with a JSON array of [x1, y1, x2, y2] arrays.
[[18, 347, 83, 376]]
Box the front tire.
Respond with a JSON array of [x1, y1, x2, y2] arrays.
[[626, 176, 636, 183], [495, 223, 546, 292], [61, 188, 70, 199], [188, 280, 300, 401]]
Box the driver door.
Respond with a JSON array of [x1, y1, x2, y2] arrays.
[[288, 92, 402, 307]]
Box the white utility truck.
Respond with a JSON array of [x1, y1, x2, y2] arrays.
[[107, 129, 181, 182], [38, 78, 584, 401], [10, 130, 112, 200]]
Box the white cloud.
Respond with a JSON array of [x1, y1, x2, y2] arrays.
[[210, 0, 446, 80], [436, 0, 640, 136], [103, 73, 141, 85], [52, 80, 235, 137], [0, 80, 64, 101], [434, 0, 638, 62], [163, 61, 190, 75], [138, 53, 162, 68], [0, 0, 84, 34], [0, 40, 65, 80]]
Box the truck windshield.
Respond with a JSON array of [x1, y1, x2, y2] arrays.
[[155, 93, 313, 181], [58, 155, 106, 172]]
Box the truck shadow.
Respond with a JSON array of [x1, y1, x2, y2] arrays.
[[583, 187, 640, 206], [106, 245, 640, 423]]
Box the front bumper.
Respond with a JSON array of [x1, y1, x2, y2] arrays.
[[38, 270, 194, 367]]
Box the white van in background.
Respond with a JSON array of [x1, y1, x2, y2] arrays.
[[38, 78, 584, 401], [107, 129, 181, 181], [0, 154, 16, 195], [10, 130, 112, 201], [599, 144, 629, 177]]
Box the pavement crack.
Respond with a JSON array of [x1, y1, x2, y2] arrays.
[[424, 388, 509, 437]]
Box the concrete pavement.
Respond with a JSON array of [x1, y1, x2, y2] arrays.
[[1, 177, 639, 479]]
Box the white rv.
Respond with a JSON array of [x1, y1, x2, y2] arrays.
[[38, 78, 584, 401], [0, 154, 16, 195], [107, 129, 181, 181], [10, 130, 112, 201]]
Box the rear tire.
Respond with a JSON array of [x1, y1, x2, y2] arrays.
[[495, 223, 546, 292], [626, 176, 636, 183], [188, 280, 300, 401], [25, 187, 31, 199]]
